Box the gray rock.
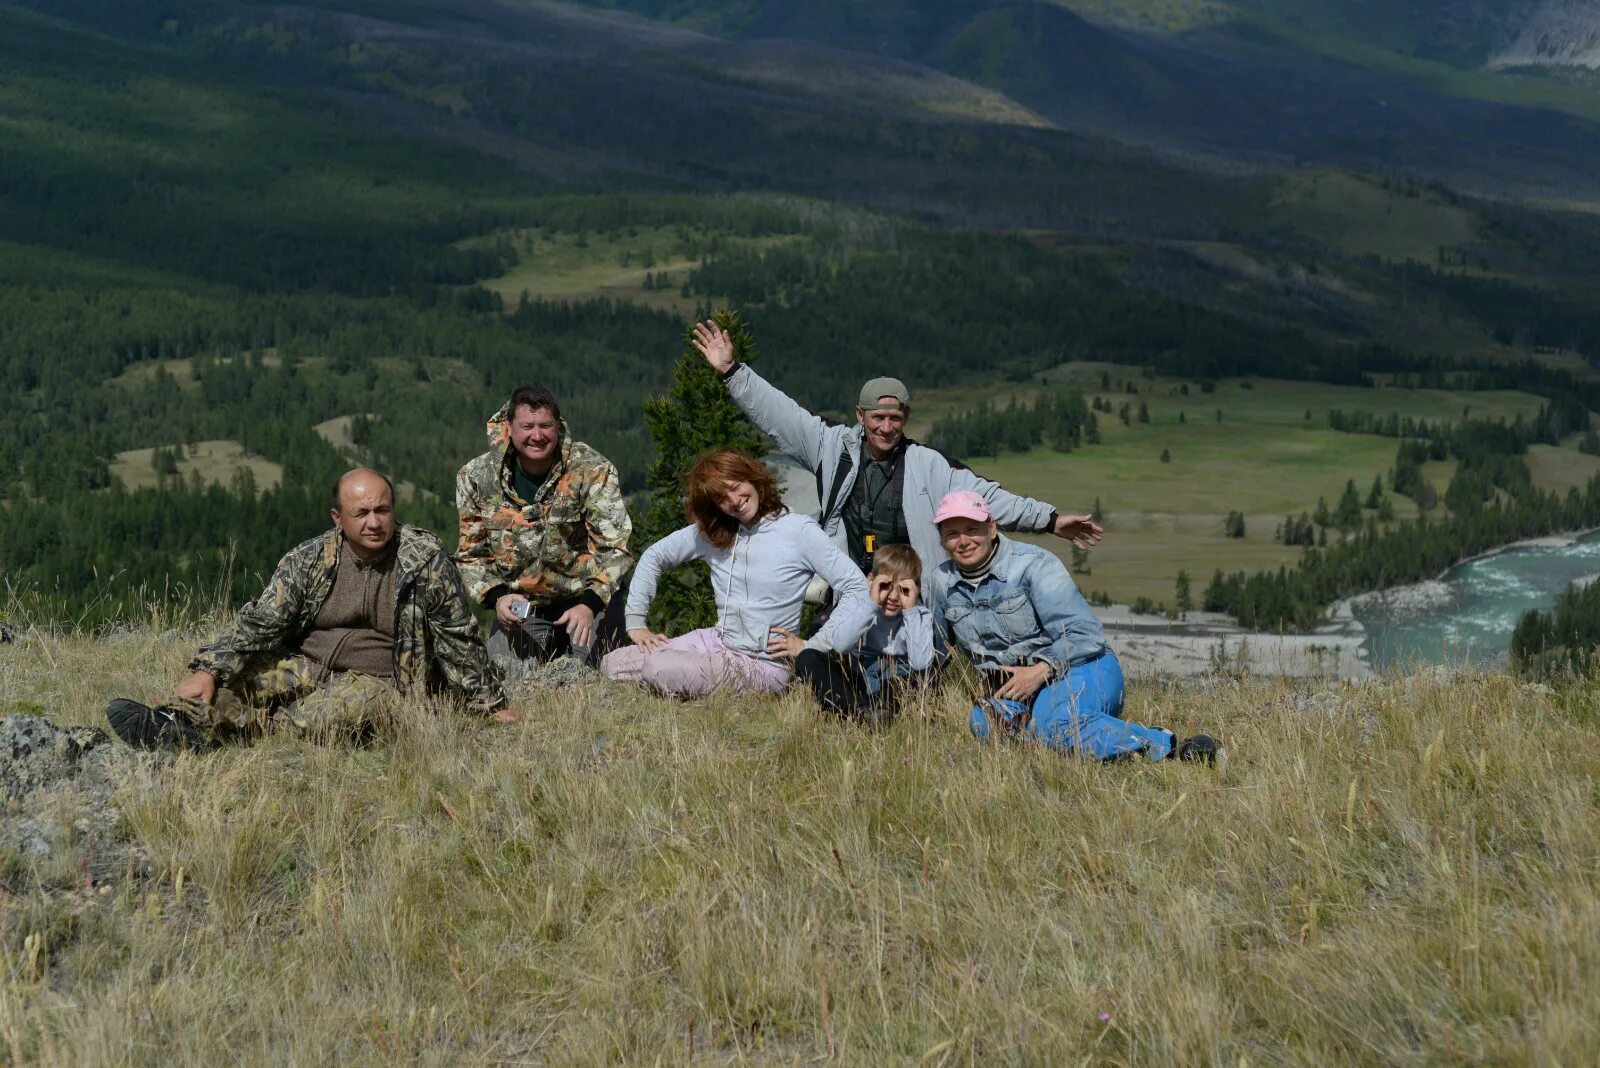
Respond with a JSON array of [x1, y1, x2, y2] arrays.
[[2, 713, 113, 801]]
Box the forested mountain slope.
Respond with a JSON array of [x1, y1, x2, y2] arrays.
[[6, 0, 1600, 625], [559, 0, 1600, 193]]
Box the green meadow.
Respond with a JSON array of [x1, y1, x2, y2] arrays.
[[469, 226, 803, 314], [911, 367, 1575, 605]]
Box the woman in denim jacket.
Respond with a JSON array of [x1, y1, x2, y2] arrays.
[[925, 491, 1220, 763]]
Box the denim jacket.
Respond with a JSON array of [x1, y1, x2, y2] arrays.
[[925, 536, 1106, 680]]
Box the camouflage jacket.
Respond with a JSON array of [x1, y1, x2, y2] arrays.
[[190, 525, 507, 713], [454, 406, 633, 612]]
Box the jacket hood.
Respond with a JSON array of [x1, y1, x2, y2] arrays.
[[485, 401, 573, 452], [486, 402, 575, 500]]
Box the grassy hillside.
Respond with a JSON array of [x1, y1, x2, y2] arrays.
[[4, 623, 1600, 1061]]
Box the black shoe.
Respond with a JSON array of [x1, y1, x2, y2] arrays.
[[105, 698, 210, 751], [1172, 733, 1221, 765]]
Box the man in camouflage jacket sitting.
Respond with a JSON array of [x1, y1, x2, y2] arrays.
[[105, 468, 515, 750], [455, 386, 634, 671]]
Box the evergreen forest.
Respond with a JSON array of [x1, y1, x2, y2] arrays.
[[6, 0, 1600, 651]]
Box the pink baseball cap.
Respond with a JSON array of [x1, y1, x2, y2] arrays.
[[934, 490, 991, 524]]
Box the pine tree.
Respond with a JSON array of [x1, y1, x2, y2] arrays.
[[1137, 400, 1150, 424], [1160, 447, 1172, 463], [1175, 570, 1192, 617], [1334, 479, 1362, 531], [1070, 545, 1089, 574], [638, 310, 767, 634], [1365, 475, 1383, 510]]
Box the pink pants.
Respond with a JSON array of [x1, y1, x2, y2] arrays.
[[600, 628, 792, 697]]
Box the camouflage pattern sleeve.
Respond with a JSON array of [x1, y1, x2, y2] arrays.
[[189, 540, 319, 684], [582, 459, 634, 604], [454, 459, 503, 609], [419, 542, 509, 713]]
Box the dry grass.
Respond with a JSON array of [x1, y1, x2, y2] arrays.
[[3, 613, 1600, 1064], [109, 440, 284, 494]]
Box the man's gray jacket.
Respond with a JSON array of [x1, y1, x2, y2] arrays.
[[725, 364, 1062, 583]]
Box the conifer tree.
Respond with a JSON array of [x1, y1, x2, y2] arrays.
[[1334, 478, 1363, 531], [1175, 569, 1192, 617], [638, 310, 766, 634]]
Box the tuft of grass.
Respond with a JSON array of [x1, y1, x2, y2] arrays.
[[3, 625, 1600, 1062]]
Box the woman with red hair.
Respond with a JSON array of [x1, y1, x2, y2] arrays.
[[601, 449, 875, 696]]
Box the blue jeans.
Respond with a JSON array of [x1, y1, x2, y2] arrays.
[[968, 651, 1174, 761]]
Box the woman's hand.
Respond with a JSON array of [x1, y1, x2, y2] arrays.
[[628, 627, 671, 653], [992, 662, 1052, 702], [766, 627, 804, 659]]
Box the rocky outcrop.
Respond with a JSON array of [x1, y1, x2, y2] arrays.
[[1, 715, 150, 872], [2, 714, 113, 802], [1489, 0, 1600, 69]]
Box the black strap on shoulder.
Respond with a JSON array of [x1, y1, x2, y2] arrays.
[[818, 445, 855, 524]]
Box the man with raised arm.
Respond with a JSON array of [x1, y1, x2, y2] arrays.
[[691, 321, 1103, 583], [104, 467, 516, 749]]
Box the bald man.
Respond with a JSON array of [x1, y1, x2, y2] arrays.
[[105, 468, 516, 749]]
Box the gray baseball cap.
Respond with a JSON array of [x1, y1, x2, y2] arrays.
[[858, 376, 910, 411]]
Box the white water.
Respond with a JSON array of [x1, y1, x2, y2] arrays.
[[1351, 531, 1600, 670]]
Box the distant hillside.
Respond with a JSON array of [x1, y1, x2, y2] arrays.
[[933, 2, 1600, 198], [1491, 0, 1600, 70], [553, 0, 1600, 200]]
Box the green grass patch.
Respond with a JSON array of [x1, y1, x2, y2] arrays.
[[469, 225, 803, 313], [911, 367, 1565, 602], [1267, 170, 1482, 266]]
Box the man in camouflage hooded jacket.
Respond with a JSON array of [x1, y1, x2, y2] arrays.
[[456, 386, 633, 669], [105, 468, 512, 749]]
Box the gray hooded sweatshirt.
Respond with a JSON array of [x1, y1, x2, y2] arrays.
[[725, 363, 1064, 586]]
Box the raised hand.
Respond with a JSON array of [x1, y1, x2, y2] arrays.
[[691, 320, 735, 374]]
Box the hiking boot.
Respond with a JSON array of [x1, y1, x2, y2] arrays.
[[105, 698, 210, 751], [1172, 733, 1221, 766]]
